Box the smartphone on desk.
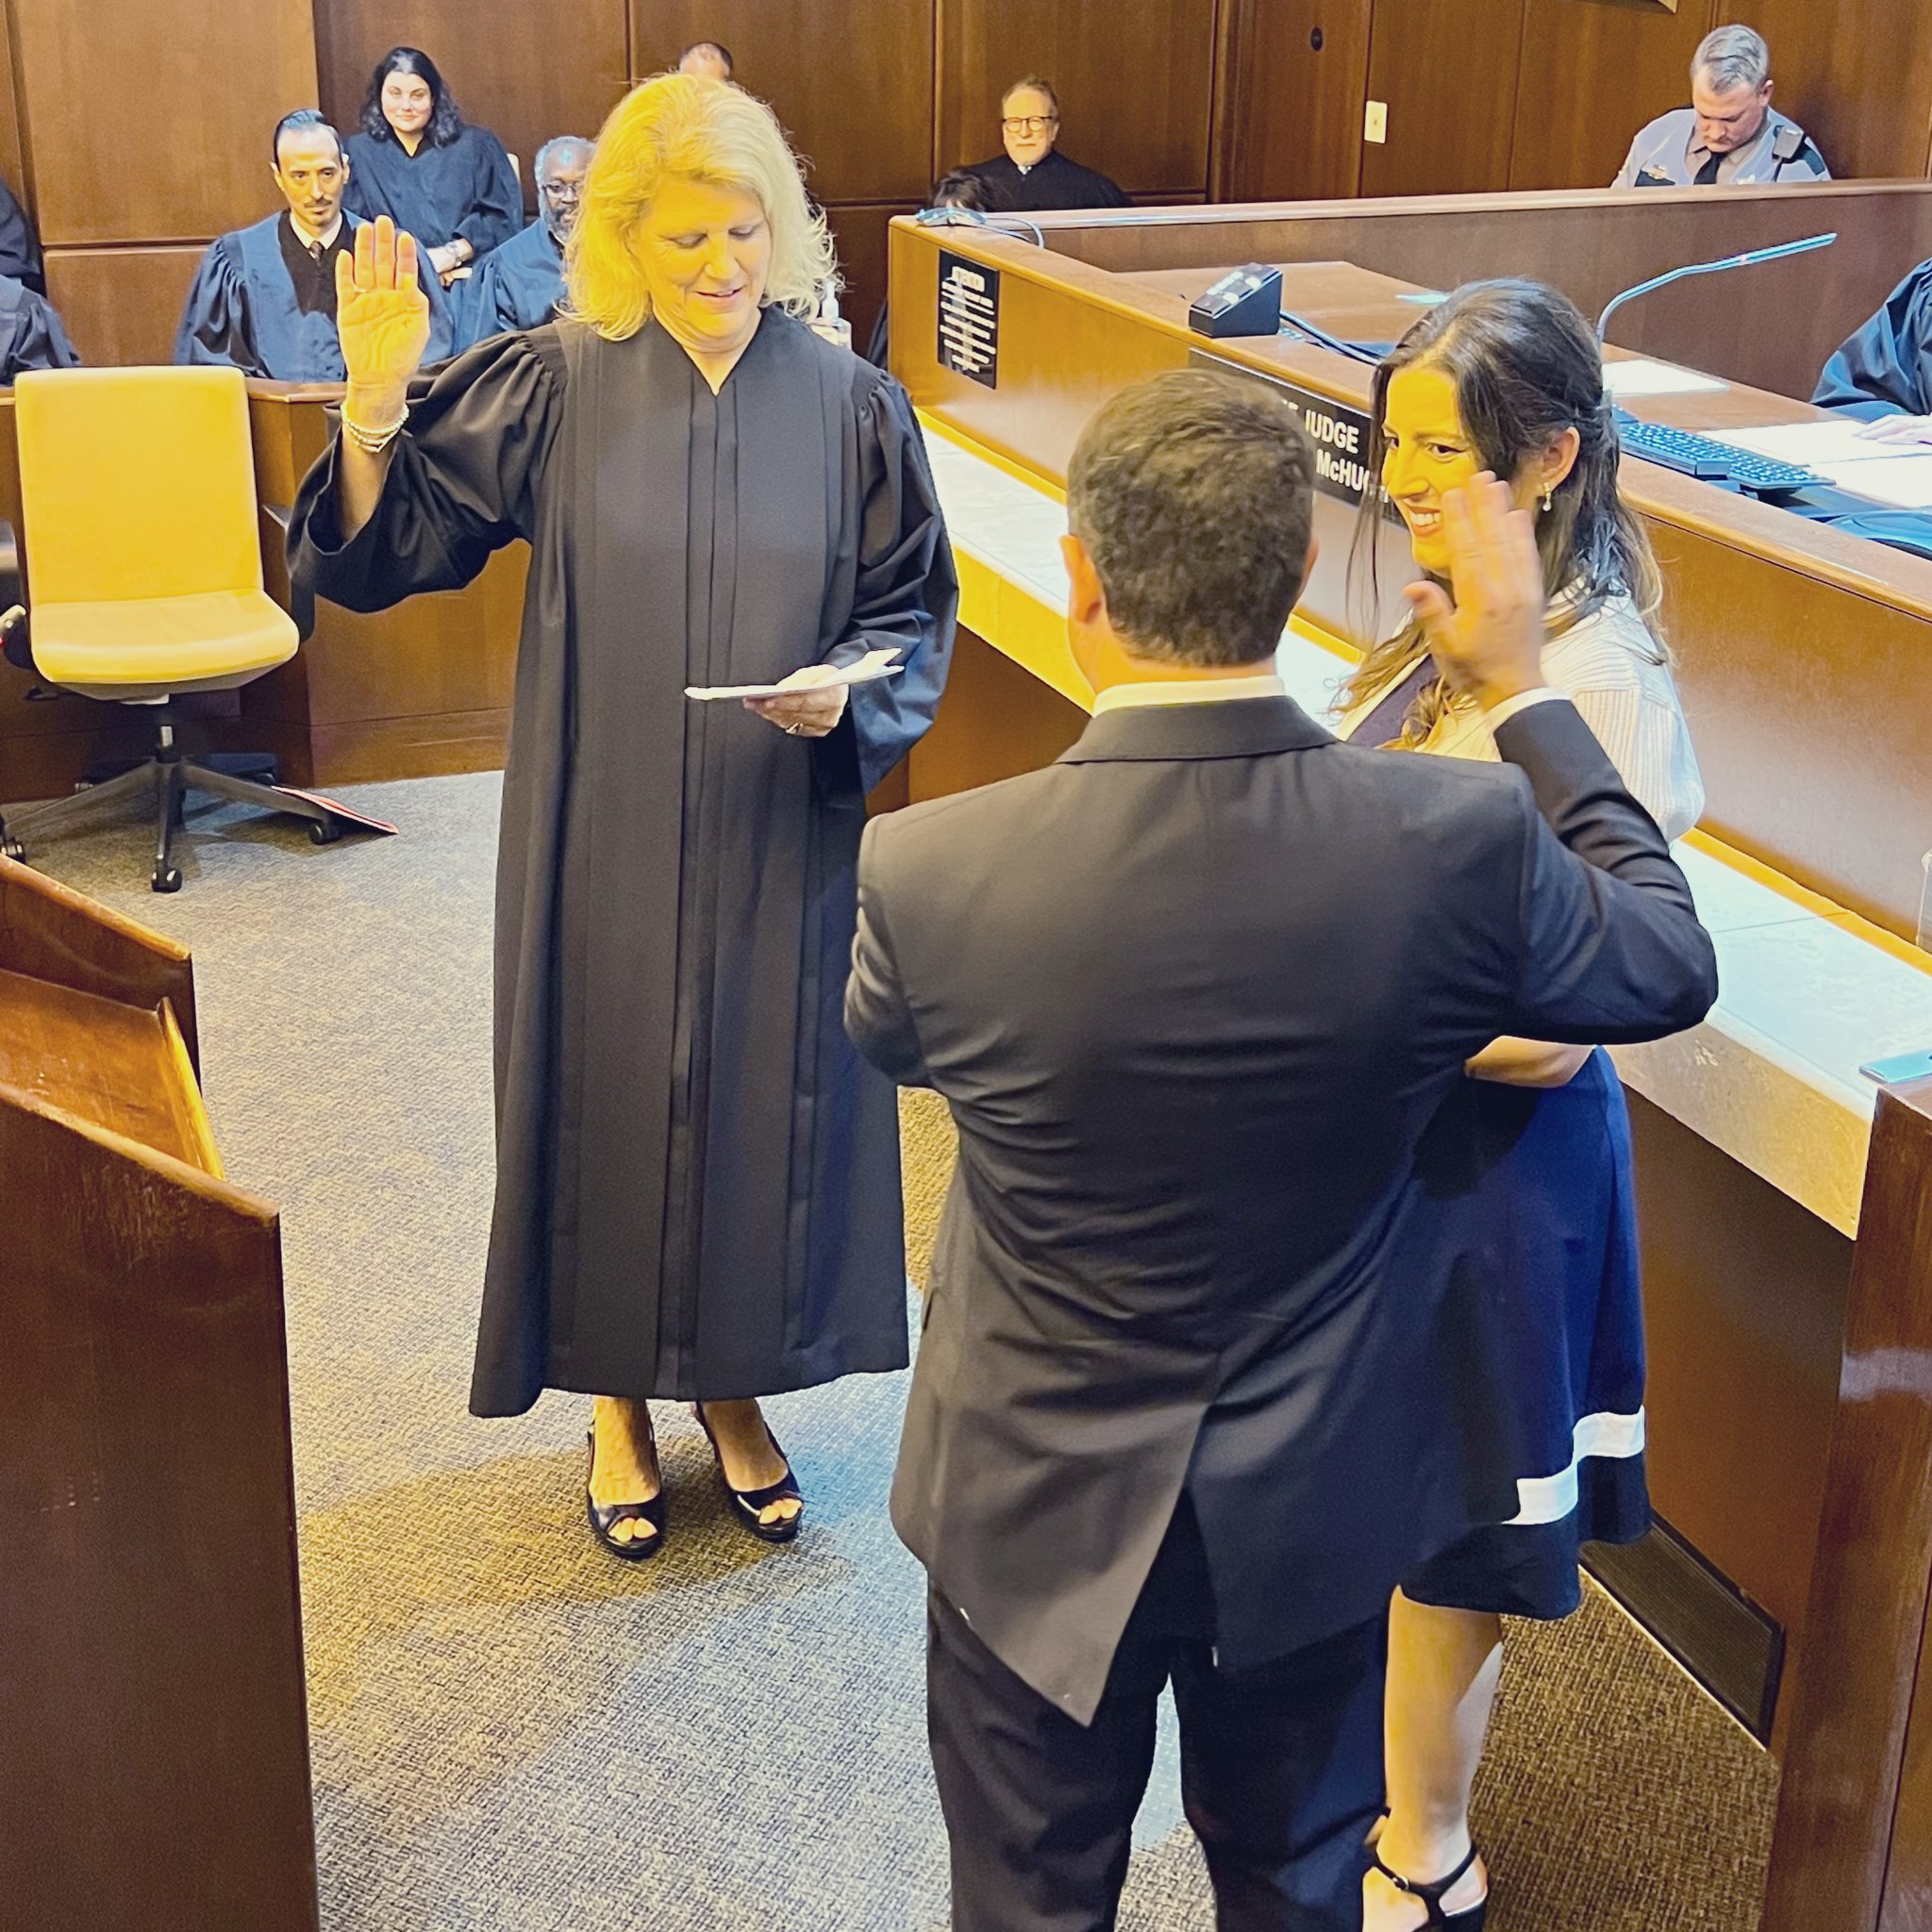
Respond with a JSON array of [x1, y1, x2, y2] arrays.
[[1859, 1047, 1932, 1085]]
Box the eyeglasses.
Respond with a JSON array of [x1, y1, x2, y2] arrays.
[[1001, 115, 1058, 132]]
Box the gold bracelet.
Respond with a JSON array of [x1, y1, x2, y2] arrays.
[[341, 407, 408, 455]]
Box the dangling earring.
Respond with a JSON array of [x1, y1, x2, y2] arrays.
[[1541, 485, 1554, 513]]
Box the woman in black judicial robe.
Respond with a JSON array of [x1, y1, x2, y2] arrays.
[[291, 75, 957, 1556], [343, 48, 520, 293]]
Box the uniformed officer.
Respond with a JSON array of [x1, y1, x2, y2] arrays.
[[1613, 25, 1828, 188]]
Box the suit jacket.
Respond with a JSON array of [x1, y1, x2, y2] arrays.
[[845, 693, 1716, 1724]]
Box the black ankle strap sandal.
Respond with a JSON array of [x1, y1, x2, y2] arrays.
[[1368, 1841, 1488, 1929]]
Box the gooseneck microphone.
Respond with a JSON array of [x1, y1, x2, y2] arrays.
[[1595, 232, 1837, 341]]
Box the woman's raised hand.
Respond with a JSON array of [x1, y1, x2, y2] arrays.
[[1402, 473, 1546, 712], [335, 216, 432, 393]]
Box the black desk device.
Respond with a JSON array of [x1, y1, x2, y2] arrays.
[[1190, 264, 1284, 339]]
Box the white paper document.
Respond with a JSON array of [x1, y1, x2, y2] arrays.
[[1602, 358, 1730, 399], [685, 648, 904, 703], [1807, 455, 1932, 509], [1714, 419, 1920, 467]]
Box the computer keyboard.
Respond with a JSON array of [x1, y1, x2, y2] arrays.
[[1614, 416, 1822, 494]]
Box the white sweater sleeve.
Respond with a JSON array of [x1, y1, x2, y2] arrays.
[[1566, 681, 1706, 842]]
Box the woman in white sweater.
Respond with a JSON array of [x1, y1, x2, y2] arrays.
[[1338, 279, 1704, 1932]]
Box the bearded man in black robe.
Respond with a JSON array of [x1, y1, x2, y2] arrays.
[[290, 74, 955, 1556]]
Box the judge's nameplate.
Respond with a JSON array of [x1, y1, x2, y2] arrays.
[[1191, 351, 1377, 508], [939, 251, 1000, 389]]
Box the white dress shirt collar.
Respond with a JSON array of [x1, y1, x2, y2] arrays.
[[288, 211, 345, 254], [1092, 673, 1286, 715]]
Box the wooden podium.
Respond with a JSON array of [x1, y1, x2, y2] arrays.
[[0, 857, 317, 1931]]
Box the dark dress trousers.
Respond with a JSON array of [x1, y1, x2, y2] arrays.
[[846, 693, 1716, 1928], [961, 150, 1131, 212]]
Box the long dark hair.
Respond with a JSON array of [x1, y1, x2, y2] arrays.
[[1341, 277, 1665, 744], [358, 47, 465, 148]]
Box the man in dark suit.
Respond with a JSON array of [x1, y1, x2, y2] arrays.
[[844, 371, 1717, 1929]]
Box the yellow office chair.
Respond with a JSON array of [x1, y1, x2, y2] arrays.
[[0, 365, 343, 892]]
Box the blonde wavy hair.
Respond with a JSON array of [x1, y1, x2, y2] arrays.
[[563, 72, 837, 341]]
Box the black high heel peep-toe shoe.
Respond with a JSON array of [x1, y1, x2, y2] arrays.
[[584, 1427, 666, 1560], [693, 1403, 804, 1544], [1368, 1842, 1488, 1930]]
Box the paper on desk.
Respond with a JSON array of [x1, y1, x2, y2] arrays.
[[1807, 454, 1932, 509], [685, 647, 903, 702], [1714, 419, 1913, 466], [1602, 358, 1731, 399]]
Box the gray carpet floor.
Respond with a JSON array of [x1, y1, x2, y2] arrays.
[[19, 769, 1776, 1929]]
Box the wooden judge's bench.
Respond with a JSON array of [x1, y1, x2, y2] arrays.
[[884, 180, 1932, 1932]]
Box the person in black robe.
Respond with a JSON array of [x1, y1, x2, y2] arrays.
[[343, 45, 520, 303], [176, 109, 454, 380], [0, 275, 76, 375], [961, 76, 1130, 213], [0, 175, 43, 293], [1814, 258, 1932, 441], [289, 75, 956, 1557], [462, 135, 591, 347]]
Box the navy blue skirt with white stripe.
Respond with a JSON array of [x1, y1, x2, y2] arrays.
[[1403, 1047, 1649, 1621]]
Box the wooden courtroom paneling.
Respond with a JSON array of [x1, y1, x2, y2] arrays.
[[1357, 0, 1526, 197], [1211, 0, 1374, 202], [1720, 0, 1932, 182], [1036, 181, 1932, 405], [1757, 1078, 1932, 1931], [315, 0, 631, 219], [1508, 0, 1717, 191], [936, 0, 1219, 198], [628, 0, 935, 205], [10, 0, 316, 245], [0, 8, 30, 227], [42, 246, 205, 368], [1625, 1092, 1852, 1725], [0, 1084, 316, 1932]]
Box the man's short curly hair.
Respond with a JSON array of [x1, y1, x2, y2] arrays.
[[1068, 371, 1316, 667]]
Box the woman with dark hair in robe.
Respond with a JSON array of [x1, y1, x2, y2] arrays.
[[342, 48, 520, 291], [291, 73, 957, 1558]]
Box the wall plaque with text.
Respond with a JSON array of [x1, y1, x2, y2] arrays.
[[939, 251, 1000, 388]]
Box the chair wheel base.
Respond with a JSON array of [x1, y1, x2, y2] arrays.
[[307, 819, 343, 846], [151, 865, 182, 894], [1, 837, 22, 863]]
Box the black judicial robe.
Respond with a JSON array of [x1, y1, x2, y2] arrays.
[[0, 274, 77, 376], [961, 150, 1131, 213], [0, 175, 42, 292], [343, 126, 521, 260], [289, 310, 958, 1415], [1814, 259, 1932, 419], [466, 217, 564, 344], [175, 213, 456, 381]]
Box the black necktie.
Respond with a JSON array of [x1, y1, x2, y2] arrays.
[[309, 240, 325, 262], [1693, 153, 1722, 186]]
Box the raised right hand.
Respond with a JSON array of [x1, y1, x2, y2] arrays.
[[335, 216, 432, 393], [1402, 473, 1547, 712]]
